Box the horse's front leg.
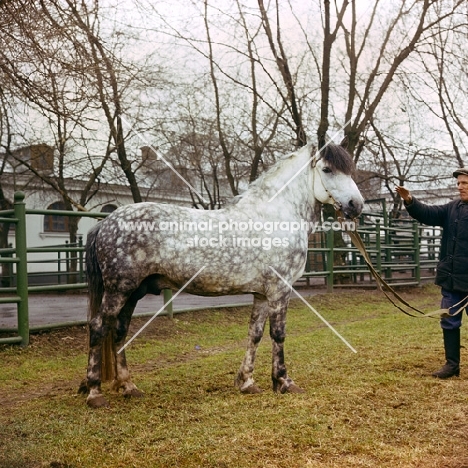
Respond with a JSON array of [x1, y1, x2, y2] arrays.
[[270, 296, 305, 394], [235, 295, 269, 394]]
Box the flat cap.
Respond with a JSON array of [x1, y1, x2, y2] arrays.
[[453, 168, 468, 178]]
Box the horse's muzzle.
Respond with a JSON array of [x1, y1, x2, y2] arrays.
[[342, 198, 364, 219]]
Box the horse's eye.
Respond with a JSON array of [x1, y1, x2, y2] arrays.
[[322, 167, 332, 174]]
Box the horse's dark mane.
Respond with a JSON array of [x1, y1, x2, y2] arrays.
[[321, 144, 355, 175]]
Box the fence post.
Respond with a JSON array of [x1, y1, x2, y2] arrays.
[[413, 221, 421, 284], [375, 219, 381, 274], [385, 217, 392, 279], [326, 220, 334, 293], [163, 288, 173, 319], [57, 251, 62, 285], [78, 236, 84, 283], [65, 240, 70, 282], [14, 192, 29, 346]]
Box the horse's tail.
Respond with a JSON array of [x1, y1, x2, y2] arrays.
[[86, 223, 115, 382]]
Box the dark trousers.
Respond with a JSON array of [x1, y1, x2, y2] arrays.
[[440, 289, 468, 330]]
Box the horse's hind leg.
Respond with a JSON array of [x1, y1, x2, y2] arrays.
[[235, 295, 269, 393], [269, 295, 304, 394], [111, 295, 144, 398], [84, 291, 128, 408]]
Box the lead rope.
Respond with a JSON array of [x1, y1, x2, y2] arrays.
[[336, 210, 468, 319], [312, 155, 468, 319]]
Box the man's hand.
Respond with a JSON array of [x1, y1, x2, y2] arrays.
[[395, 186, 412, 203]]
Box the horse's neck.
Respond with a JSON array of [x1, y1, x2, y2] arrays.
[[238, 144, 317, 220]]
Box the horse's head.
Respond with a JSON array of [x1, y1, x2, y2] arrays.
[[312, 144, 364, 219]]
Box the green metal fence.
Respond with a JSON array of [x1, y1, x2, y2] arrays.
[[0, 192, 176, 346], [0, 192, 441, 347], [301, 215, 439, 292], [0, 192, 28, 345], [0, 192, 106, 345]]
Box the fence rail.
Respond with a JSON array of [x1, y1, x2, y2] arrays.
[[0, 192, 441, 346], [302, 217, 438, 292]]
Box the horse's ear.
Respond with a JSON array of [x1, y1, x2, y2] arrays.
[[310, 146, 318, 167], [340, 136, 349, 149]]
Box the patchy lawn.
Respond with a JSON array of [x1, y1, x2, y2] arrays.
[[1, 284, 468, 468]]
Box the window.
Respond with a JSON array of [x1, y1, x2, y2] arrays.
[[101, 204, 117, 214], [44, 201, 69, 232]]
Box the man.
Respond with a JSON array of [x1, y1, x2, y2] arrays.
[[396, 168, 468, 378]]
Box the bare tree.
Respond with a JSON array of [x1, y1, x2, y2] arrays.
[[257, 0, 308, 148], [337, 0, 467, 159], [0, 1, 115, 210], [165, 129, 225, 209], [0, 0, 169, 212], [46, 0, 144, 202], [410, 9, 468, 169], [0, 0, 127, 282]]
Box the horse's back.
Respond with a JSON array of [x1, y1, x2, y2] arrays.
[[92, 200, 310, 297], [92, 203, 265, 295]]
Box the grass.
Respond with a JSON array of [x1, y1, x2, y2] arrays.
[[1, 284, 468, 468]]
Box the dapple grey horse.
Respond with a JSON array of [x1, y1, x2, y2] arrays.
[[79, 142, 364, 407]]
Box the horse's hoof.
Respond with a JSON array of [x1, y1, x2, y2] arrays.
[[86, 395, 110, 408], [274, 380, 305, 394], [123, 388, 144, 398], [284, 383, 305, 394], [77, 379, 89, 395], [240, 384, 263, 394]]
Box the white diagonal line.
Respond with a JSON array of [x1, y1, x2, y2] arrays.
[[268, 120, 352, 202], [269, 266, 357, 353], [117, 266, 207, 354], [120, 115, 209, 204]]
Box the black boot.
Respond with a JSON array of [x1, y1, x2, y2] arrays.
[[432, 328, 460, 378]]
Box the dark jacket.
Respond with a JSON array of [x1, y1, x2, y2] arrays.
[[405, 197, 468, 292]]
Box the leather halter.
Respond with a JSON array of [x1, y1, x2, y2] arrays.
[[311, 153, 343, 211]]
